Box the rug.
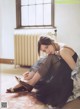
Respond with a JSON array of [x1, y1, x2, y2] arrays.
[[1, 92, 80, 109], [0, 92, 48, 109]]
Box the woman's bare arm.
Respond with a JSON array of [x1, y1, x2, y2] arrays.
[[60, 48, 76, 70]]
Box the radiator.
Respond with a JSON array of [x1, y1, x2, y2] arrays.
[[14, 34, 40, 66]]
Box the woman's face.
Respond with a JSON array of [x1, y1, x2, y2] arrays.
[[40, 44, 55, 55]]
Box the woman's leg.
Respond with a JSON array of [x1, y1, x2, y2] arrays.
[[15, 71, 42, 92], [6, 57, 45, 93], [23, 56, 49, 81], [22, 55, 53, 84], [7, 55, 54, 93], [15, 55, 55, 91], [27, 71, 42, 86]]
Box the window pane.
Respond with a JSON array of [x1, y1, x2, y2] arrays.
[[36, 5, 43, 25], [44, 0, 51, 3], [29, 5, 35, 25], [36, 0, 43, 4], [44, 4, 51, 25], [21, 6, 29, 25], [29, 0, 35, 5], [21, 0, 28, 5], [19, 0, 53, 27]]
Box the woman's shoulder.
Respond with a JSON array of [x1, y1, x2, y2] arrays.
[[58, 42, 74, 53], [59, 43, 72, 51], [57, 42, 76, 57]]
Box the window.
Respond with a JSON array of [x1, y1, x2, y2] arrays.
[[16, 0, 55, 28]]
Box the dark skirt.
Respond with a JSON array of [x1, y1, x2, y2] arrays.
[[31, 53, 78, 107]]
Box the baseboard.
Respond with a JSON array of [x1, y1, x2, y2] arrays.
[[0, 58, 14, 64]]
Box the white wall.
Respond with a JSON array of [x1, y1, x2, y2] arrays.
[[0, 0, 2, 58], [55, 4, 80, 56], [0, 0, 16, 59], [0, 2, 80, 59]]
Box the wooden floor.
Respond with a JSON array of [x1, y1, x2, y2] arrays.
[[0, 64, 80, 109]]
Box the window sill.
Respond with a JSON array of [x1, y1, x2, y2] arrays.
[[15, 26, 56, 30]]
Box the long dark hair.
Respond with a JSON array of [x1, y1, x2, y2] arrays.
[[38, 36, 54, 55]]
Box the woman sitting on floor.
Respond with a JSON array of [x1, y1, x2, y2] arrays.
[[6, 35, 80, 108]]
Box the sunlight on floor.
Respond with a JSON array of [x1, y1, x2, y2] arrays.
[[0, 64, 29, 94]]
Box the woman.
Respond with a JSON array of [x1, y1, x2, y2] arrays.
[[6, 35, 79, 108]]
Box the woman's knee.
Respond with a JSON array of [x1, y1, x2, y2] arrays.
[[47, 54, 53, 60], [47, 54, 60, 64]]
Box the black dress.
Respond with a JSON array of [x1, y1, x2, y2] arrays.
[[30, 53, 78, 108]]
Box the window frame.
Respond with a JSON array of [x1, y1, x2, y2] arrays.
[[16, 0, 55, 28]]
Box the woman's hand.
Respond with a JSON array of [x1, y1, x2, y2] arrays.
[[23, 71, 35, 80]]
